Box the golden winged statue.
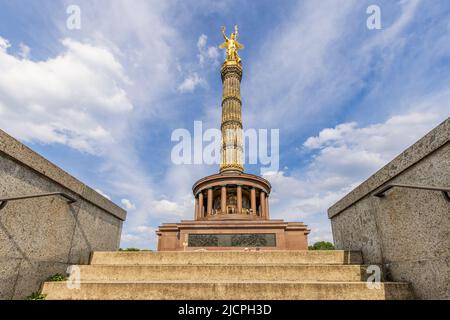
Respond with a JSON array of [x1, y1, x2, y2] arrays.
[[219, 25, 244, 64]]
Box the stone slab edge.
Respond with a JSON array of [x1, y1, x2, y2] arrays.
[[0, 129, 126, 221], [328, 117, 450, 219]]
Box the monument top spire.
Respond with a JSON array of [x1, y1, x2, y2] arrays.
[[218, 26, 244, 173], [219, 25, 245, 65]]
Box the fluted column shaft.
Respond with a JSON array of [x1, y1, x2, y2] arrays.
[[198, 192, 204, 219], [237, 185, 242, 214], [207, 189, 213, 216], [221, 186, 227, 214], [195, 196, 199, 220], [250, 188, 256, 216], [260, 191, 266, 219]]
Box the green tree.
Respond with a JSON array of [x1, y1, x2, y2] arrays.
[[308, 241, 335, 250]]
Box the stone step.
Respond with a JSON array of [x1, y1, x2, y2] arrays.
[[42, 281, 413, 300], [75, 264, 371, 282], [90, 251, 363, 265]]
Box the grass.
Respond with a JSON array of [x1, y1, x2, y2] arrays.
[[46, 273, 67, 282], [26, 292, 46, 300]]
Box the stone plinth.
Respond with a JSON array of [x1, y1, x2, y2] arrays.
[[157, 219, 309, 251], [328, 117, 450, 300]]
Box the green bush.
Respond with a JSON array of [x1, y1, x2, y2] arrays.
[[46, 273, 67, 282], [119, 248, 141, 252], [308, 241, 335, 250], [26, 292, 46, 300]]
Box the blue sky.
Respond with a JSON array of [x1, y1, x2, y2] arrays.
[[0, 0, 449, 249]]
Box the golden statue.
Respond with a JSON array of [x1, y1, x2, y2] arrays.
[[219, 25, 244, 64]]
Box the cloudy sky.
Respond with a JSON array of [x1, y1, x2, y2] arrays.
[[0, 0, 449, 249]]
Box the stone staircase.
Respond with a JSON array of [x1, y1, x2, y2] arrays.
[[41, 251, 414, 300]]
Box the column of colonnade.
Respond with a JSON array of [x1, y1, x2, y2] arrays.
[[194, 186, 270, 220]]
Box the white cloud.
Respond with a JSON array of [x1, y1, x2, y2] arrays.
[[18, 43, 30, 59], [197, 34, 207, 50], [152, 196, 193, 218], [304, 112, 441, 162], [135, 225, 155, 234], [121, 225, 157, 249], [178, 72, 206, 93], [45, 1, 183, 249], [176, 33, 220, 94], [153, 199, 179, 213], [121, 234, 141, 243], [244, 0, 361, 131], [0, 1, 197, 250], [363, 0, 422, 51], [121, 198, 136, 211], [0, 37, 132, 154], [243, 0, 440, 135], [264, 111, 444, 244], [0, 36, 10, 51], [197, 34, 219, 66]]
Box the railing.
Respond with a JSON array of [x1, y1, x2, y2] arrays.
[[373, 183, 450, 202], [0, 192, 77, 211]]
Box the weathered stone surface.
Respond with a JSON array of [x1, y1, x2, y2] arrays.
[[0, 129, 126, 219], [331, 201, 383, 264], [12, 261, 70, 300], [329, 117, 450, 218], [90, 250, 363, 265], [42, 250, 414, 300], [68, 201, 123, 265], [386, 258, 450, 299], [75, 264, 369, 282], [0, 258, 21, 300], [0, 194, 79, 263], [42, 281, 413, 300], [0, 129, 127, 300], [329, 117, 450, 299]]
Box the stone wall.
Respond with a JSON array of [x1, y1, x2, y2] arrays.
[[0, 129, 126, 300], [328, 117, 449, 300]]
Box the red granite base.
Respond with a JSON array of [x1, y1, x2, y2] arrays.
[[156, 219, 310, 251]]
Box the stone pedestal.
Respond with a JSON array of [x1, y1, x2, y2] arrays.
[[157, 219, 310, 251]]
